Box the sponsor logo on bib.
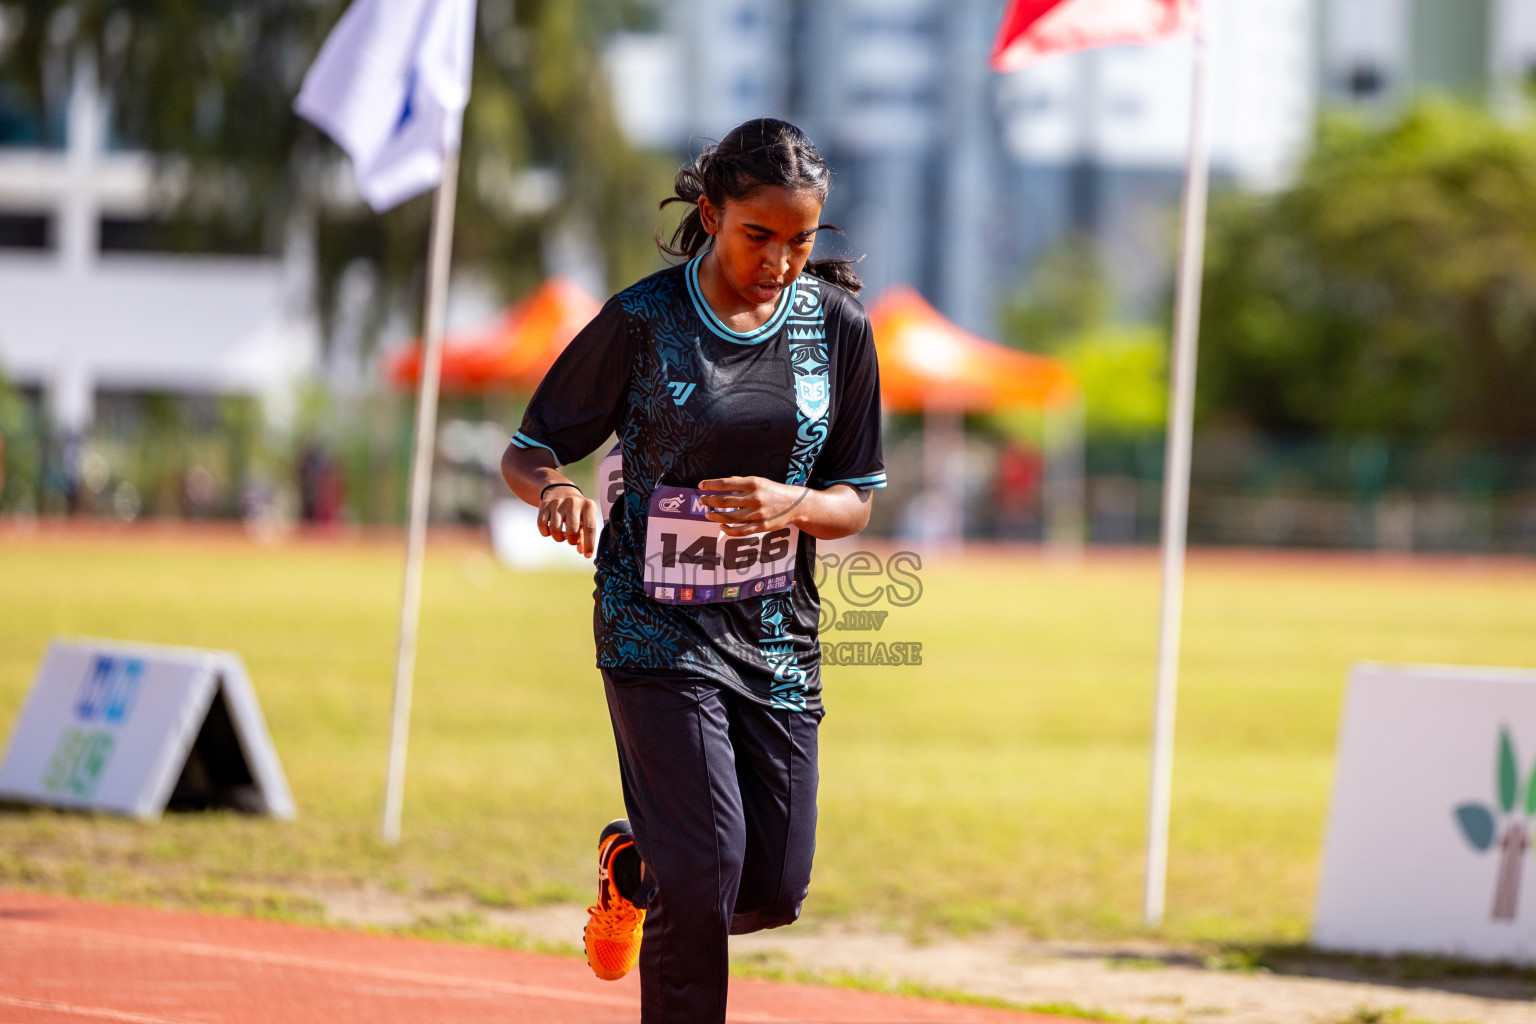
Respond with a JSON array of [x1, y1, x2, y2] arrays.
[[658, 495, 686, 513]]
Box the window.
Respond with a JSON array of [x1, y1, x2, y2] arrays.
[[0, 213, 50, 250], [1346, 64, 1385, 98]]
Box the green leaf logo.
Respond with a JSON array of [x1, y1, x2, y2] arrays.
[[1498, 728, 1519, 814], [1527, 755, 1536, 817], [1454, 726, 1536, 922], [1455, 804, 1496, 851]]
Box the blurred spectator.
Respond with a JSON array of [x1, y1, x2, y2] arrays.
[[297, 442, 345, 524], [183, 465, 218, 519], [47, 433, 85, 515], [992, 441, 1043, 539]]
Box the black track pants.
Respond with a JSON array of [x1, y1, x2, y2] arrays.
[[600, 668, 821, 1024]]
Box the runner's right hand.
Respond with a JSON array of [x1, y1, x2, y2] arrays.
[[538, 484, 601, 558]]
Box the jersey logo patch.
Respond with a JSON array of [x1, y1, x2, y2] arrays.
[[796, 375, 829, 421], [667, 381, 696, 406]]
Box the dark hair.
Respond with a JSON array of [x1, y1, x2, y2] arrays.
[[658, 118, 863, 294]]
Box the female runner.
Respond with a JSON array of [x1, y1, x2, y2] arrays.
[[500, 117, 885, 1023]]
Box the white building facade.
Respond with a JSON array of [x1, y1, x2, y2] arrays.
[[0, 58, 318, 436]]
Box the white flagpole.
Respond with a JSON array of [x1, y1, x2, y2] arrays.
[[383, 146, 460, 844], [1144, 17, 1212, 926]]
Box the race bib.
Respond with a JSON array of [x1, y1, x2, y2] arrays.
[[598, 444, 623, 522], [643, 485, 798, 604]]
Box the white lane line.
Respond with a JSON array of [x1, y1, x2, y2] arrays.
[[0, 994, 202, 1024]]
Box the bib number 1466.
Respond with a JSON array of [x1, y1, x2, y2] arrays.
[[644, 485, 799, 604], [657, 528, 791, 571]]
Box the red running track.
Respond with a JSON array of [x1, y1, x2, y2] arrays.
[[0, 891, 1079, 1023]]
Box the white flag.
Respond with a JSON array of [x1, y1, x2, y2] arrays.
[[295, 0, 477, 212]]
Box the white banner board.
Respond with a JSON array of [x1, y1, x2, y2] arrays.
[[0, 639, 294, 820], [1314, 662, 1536, 962], [488, 441, 624, 571]]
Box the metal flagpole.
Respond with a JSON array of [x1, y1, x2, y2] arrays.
[[1144, 17, 1213, 926], [383, 147, 461, 844]]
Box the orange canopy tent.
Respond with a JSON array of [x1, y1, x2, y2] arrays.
[[867, 286, 1075, 412], [866, 285, 1081, 550], [384, 276, 601, 393]]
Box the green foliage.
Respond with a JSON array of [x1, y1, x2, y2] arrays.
[[999, 238, 1165, 439], [1332, 1009, 1404, 1024], [1324, 1006, 1470, 1024], [1497, 728, 1519, 814], [1526, 754, 1536, 816], [1000, 234, 1114, 353], [0, 370, 41, 512], [1200, 99, 1536, 440], [1454, 803, 1495, 851], [1057, 327, 1168, 437], [1019, 1003, 1128, 1022]]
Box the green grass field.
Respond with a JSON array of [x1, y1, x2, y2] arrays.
[[2, 528, 1534, 946]]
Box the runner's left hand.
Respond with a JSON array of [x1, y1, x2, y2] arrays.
[[697, 476, 809, 536]]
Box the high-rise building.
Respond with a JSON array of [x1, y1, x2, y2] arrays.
[[1322, 0, 1536, 111], [609, 0, 1317, 336], [994, 0, 1315, 321]]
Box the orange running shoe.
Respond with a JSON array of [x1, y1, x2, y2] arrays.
[[584, 819, 646, 981]]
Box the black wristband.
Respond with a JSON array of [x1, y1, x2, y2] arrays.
[[540, 482, 582, 500]]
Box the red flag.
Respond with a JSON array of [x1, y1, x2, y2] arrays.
[[991, 0, 1199, 71]]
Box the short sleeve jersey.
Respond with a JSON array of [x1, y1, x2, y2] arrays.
[[513, 255, 886, 712]]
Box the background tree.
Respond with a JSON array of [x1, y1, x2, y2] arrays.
[[0, 0, 674, 353], [1200, 100, 1536, 443], [999, 233, 1113, 353], [1000, 235, 1167, 438]]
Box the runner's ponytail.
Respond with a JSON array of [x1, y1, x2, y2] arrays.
[[658, 119, 864, 295]]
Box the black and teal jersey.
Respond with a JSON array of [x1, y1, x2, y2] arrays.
[[512, 255, 886, 711]]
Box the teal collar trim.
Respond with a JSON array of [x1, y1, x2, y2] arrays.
[[685, 253, 797, 345]]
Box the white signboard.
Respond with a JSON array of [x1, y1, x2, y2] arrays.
[[0, 639, 295, 820], [487, 500, 591, 570], [488, 442, 623, 572], [1314, 663, 1536, 962]]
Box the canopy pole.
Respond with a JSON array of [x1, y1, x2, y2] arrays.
[[1144, 20, 1212, 926], [383, 148, 461, 844], [1043, 394, 1086, 559], [922, 405, 965, 549]]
